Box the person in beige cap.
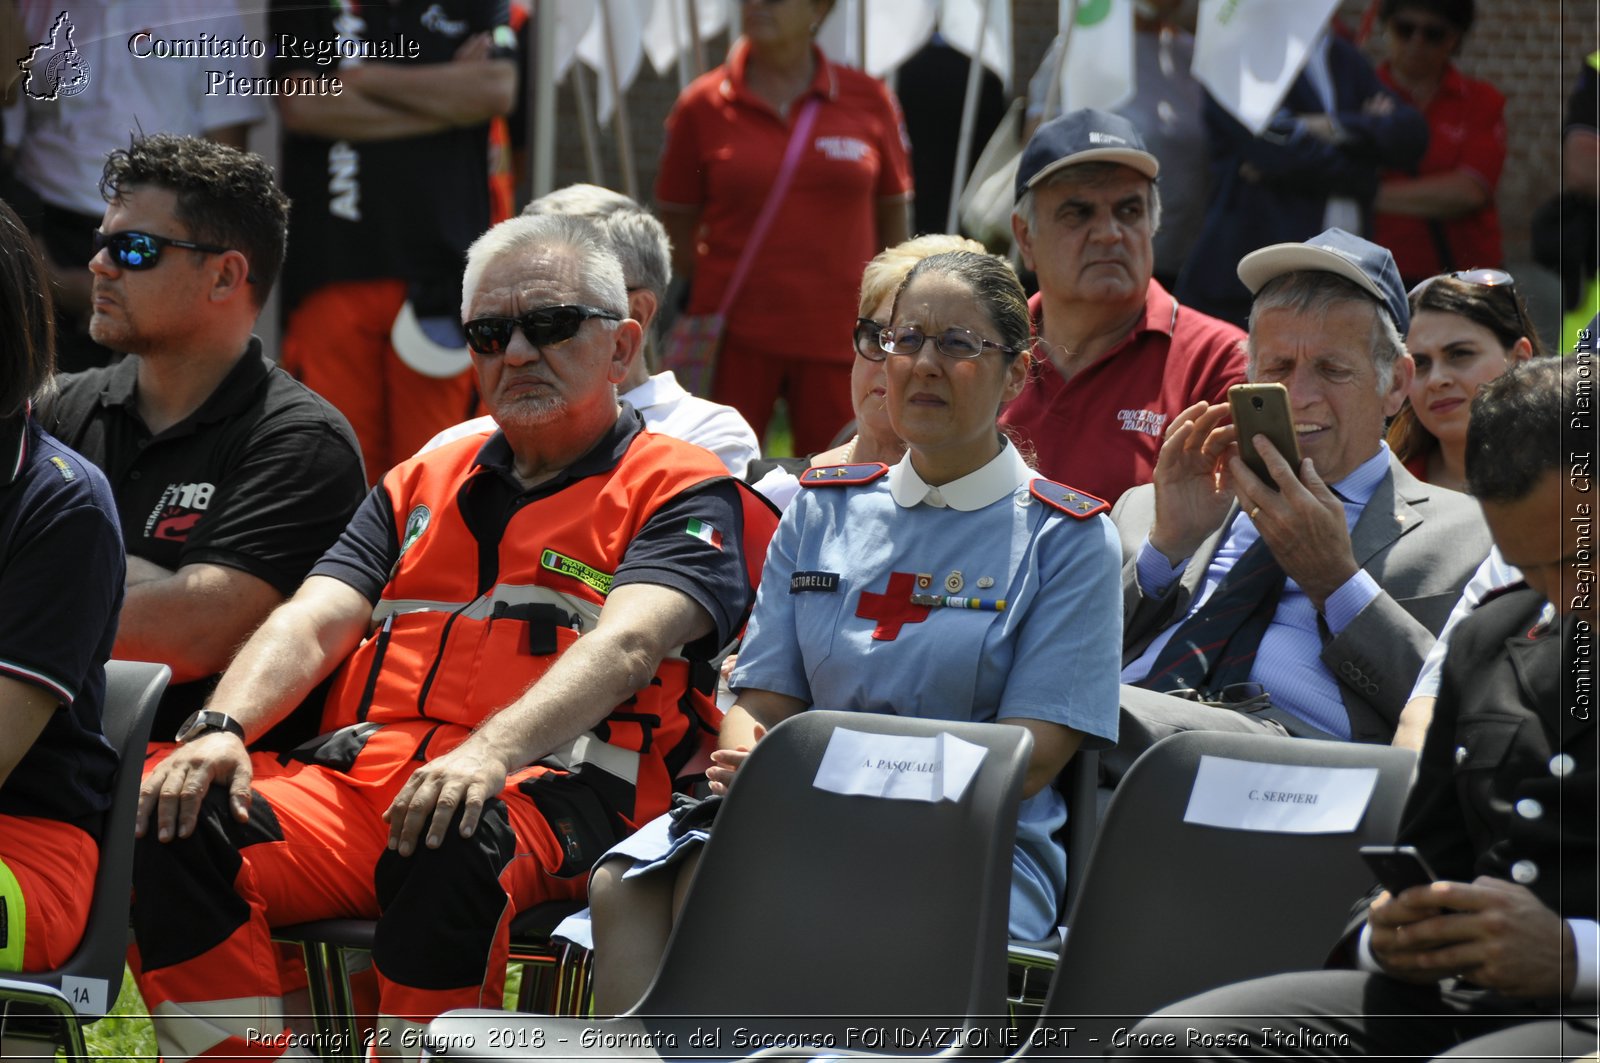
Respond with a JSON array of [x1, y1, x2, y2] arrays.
[[1106, 227, 1489, 775]]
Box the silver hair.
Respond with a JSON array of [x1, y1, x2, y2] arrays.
[[1245, 271, 1407, 393], [522, 183, 672, 301], [1012, 162, 1163, 237], [461, 213, 628, 321]]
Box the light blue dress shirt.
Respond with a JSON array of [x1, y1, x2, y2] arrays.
[[1121, 445, 1395, 739]]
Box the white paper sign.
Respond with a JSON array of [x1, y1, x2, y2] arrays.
[[62, 975, 108, 1015], [813, 729, 987, 803], [1182, 755, 1378, 834]]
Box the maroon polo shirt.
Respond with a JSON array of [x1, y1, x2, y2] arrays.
[[1000, 279, 1246, 506]]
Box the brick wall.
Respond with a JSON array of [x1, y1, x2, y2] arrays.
[[545, 0, 1594, 265]]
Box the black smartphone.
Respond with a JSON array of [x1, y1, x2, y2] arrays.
[[1228, 383, 1302, 490], [1359, 844, 1438, 894]]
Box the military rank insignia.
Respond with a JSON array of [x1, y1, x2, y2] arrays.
[[799, 462, 890, 487], [1029, 479, 1110, 519]]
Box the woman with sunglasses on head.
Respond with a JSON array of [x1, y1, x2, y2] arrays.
[[654, 0, 912, 456], [1372, 0, 1507, 289], [586, 250, 1121, 1014], [0, 201, 125, 1012], [1385, 269, 1545, 750], [1388, 269, 1544, 492], [745, 234, 986, 510]]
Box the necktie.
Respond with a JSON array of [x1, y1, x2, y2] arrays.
[[1136, 531, 1287, 696]]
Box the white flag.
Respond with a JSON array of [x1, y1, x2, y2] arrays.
[[552, 0, 599, 80], [1191, 0, 1340, 135], [1055, 0, 1135, 113], [577, 0, 648, 123], [642, 0, 730, 77], [939, 0, 1012, 90], [816, 0, 938, 78]]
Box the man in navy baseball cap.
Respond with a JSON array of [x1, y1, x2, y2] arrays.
[[1001, 108, 1248, 508]]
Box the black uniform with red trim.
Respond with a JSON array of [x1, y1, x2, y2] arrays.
[[35, 341, 367, 747], [130, 407, 778, 1057]]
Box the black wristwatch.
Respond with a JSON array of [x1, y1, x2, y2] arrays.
[[174, 710, 246, 744]]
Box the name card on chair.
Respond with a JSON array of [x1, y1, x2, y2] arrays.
[[813, 729, 986, 802], [1182, 756, 1379, 833]]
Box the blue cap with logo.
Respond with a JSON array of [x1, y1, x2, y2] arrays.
[[1236, 228, 1411, 335], [1014, 108, 1160, 205]]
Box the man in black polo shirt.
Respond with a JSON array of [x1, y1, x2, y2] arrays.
[[35, 134, 367, 750]]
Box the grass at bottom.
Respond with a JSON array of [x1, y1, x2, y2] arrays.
[[70, 962, 531, 1058], [79, 968, 157, 1059]]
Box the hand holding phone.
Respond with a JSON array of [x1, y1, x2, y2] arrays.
[[1360, 844, 1438, 895], [1228, 384, 1302, 490]]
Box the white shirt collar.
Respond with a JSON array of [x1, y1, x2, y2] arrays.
[[888, 439, 1033, 511], [620, 371, 688, 414]]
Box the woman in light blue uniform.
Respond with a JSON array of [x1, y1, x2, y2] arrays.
[[590, 249, 1122, 1013], [718, 249, 1122, 934]]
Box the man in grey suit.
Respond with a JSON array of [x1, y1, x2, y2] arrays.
[[1106, 229, 1490, 774]]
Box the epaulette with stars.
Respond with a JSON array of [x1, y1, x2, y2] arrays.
[[1029, 478, 1110, 518], [799, 462, 890, 487]]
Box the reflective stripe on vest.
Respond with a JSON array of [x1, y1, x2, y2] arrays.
[[0, 854, 26, 971]]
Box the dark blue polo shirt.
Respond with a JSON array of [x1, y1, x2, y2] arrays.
[[0, 414, 124, 836]]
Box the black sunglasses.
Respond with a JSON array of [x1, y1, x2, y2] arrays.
[[93, 229, 231, 271], [853, 317, 888, 361], [462, 304, 623, 355], [1411, 266, 1530, 320], [1410, 267, 1541, 351], [1408, 267, 1522, 300], [878, 323, 1017, 360], [1390, 16, 1452, 44]]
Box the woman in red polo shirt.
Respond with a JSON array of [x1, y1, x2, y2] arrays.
[[656, 0, 913, 454], [1372, 0, 1507, 288]]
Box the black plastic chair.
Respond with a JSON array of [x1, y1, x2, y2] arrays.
[[0, 660, 170, 1061], [748, 729, 1417, 1062], [1030, 730, 1416, 1050], [426, 710, 1036, 1059]]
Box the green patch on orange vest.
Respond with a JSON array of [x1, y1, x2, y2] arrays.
[[540, 549, 614, 596]]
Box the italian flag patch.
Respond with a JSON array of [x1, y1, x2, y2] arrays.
[[685, 518, 722, 549]]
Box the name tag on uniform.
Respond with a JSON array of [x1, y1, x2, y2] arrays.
[[790, 571, 840, 593]]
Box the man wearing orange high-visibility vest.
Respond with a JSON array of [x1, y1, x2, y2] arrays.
[[131, 212, 779, 1060]]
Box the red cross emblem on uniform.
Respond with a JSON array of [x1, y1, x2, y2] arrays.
[[855, 571, 932, 641]]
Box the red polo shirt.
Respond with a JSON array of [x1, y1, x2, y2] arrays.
[[655, 39, 913, 365], [999, 279, 1247, 506], [1375, 63, 1507, 283]]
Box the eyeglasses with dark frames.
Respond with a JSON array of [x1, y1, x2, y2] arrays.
[[93, 229, 232, 271], [463, 304, 624, 356], [878, 323, 1017, 360], [1167, 682, 1271, 711], [853, 317, 889, 361]]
